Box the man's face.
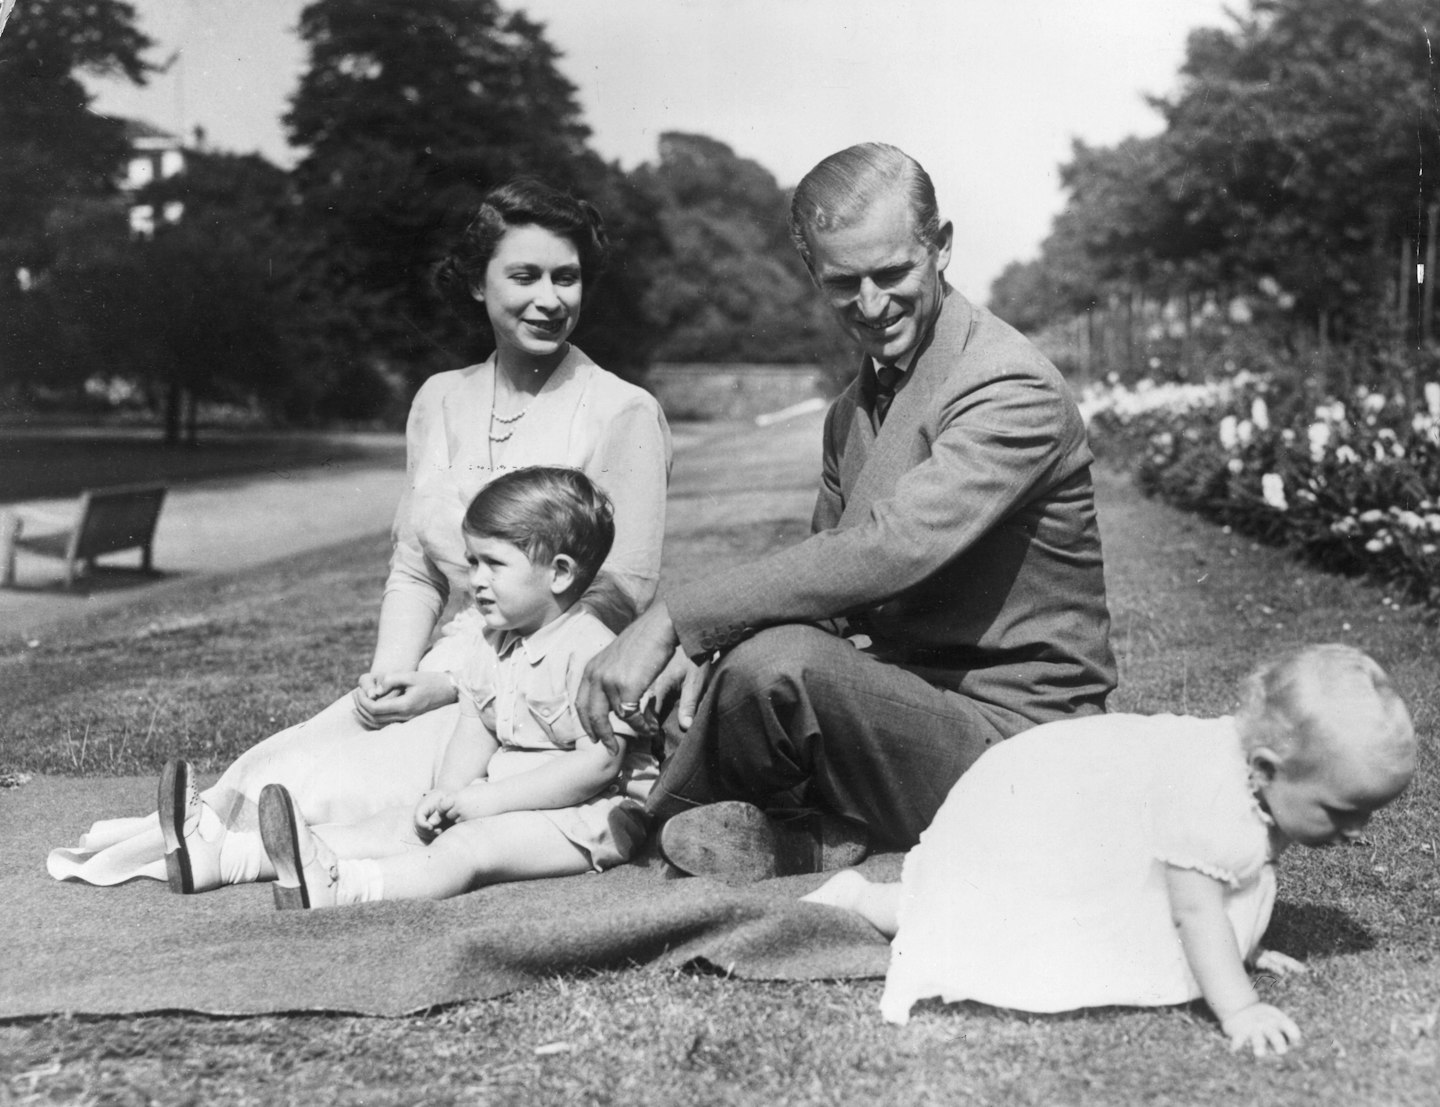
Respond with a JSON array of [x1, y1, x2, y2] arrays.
[[805, 189, 953, 364]]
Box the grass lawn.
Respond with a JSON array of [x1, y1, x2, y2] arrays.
[[1, 447, 1437, 1105]]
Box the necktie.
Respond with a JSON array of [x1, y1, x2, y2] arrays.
[[874, 364, 902, 425]]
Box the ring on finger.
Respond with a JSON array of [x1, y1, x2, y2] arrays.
[[616, 701, 641, 715]]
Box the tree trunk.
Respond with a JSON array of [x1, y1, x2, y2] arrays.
[[163, 378, 182, 447], [184, 387, 199, 447], [1398, 235, 1412, 324], [1423, 203, 1439, 344]]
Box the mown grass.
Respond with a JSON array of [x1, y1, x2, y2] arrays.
[[1, 464, 1438, 1106]]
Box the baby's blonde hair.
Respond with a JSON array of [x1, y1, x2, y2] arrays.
[[1234, 644, 1415, 775]]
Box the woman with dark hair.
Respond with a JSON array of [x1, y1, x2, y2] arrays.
[[50, 179, 672, 892]]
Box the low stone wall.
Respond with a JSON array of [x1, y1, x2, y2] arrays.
[[644, 363, 832, 421]]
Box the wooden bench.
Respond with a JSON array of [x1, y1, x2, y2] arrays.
[[0, 484, 168, 589]]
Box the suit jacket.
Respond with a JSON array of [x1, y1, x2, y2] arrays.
[[668, 288, 1115, 727]]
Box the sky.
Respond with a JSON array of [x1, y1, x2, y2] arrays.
[[77, 0, 1236, 301]]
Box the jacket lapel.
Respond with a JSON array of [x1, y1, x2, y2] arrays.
[[837, 289, 974, 529]]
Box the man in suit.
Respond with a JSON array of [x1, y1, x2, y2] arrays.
[[578, 143, 1115, 877]]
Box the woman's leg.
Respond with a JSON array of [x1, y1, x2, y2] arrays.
[[192, 698, 459, 888], [359, 812, 591, 902]]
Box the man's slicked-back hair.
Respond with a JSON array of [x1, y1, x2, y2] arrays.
[[788, 143, 943, 269], [462, 466, 615, 600]]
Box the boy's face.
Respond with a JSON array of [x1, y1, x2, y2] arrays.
[[1258, 730, 1413, 848], [464, 532, 562, 636]]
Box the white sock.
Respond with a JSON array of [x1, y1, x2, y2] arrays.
[[218, 826, 266, 886], [337, 858, 385, 904]]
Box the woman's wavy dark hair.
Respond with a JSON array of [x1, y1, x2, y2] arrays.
[[433, 178, 611, 335]]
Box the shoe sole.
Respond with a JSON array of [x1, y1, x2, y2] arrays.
[[660, 801, 780, 883], [158, 759, 195, 894], [659, 801, 870, 884], [258, 784, 309, 910]]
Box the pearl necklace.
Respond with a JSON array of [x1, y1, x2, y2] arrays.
[[489, 404, 531, 443]]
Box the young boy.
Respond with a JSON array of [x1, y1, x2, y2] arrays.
[[258, 466, 655, 907]]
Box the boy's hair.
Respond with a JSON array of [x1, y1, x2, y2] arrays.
[[462, 467, 614, 601], [1234, 643, 1415, 771]]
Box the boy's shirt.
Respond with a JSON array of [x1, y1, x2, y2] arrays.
[[456, 607, 638, 753]]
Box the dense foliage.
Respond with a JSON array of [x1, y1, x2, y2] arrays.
[[1084, 354, 1440, 605], [992, 0, 1440, 365]]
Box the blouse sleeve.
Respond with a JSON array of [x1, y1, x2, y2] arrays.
[[383, 377, 452, 621], [1150, 732, 1270, 889], [579, 393, 672, 632]]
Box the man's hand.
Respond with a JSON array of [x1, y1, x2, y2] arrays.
[[354, 670, 457, 728], [640, 647, 712, 732], [1220, 1002, 1302, 1057], [579, 600, 680, 753]]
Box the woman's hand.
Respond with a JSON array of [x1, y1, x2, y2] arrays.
[[1221, 1002, 1302, 1057], [354, 670, 457, 728]]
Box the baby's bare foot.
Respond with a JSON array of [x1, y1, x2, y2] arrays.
[[800, 868, 869, 911]]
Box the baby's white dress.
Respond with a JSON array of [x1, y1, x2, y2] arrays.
[[881, 713, 1277, 1024]]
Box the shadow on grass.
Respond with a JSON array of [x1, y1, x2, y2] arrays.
[[1265, 901, 1375, 959], [1, 564, 171, 597], [1, 432, 405, 503]]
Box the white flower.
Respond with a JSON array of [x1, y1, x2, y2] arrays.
[[1363, 392, 1387, 415], [1397, 510, 1424, 532], [1237, 419, 1255, 446], [1307, 422, 1331, 461], [1261, 473, 1288, 511], [1335, 444, 1359, 465], [1251, 397, 1270, 430], [1227, 458, 1245, 474], [1426, 381, 1440, 418], [1359, 509, 1385, 525], [1219, 415, 1239, 451], [1365, 538, 1386, 553]]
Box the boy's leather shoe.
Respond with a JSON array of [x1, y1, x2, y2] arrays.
[[258, 783, 340, 909], [659, 800, 869, 884], [158, 759, 223, 894]]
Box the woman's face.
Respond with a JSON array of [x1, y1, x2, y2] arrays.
[[472, 223, 583, 363]]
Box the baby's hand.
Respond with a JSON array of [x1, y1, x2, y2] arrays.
[[413, 790, 451, 840], [1221, 1002, 1302, 1057], [1253, 949, 1307, 977], [442, 782, 496, 824]]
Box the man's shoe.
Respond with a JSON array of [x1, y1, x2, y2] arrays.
[[258, 783, 340, 909], [659, 800, 869, 884], [158, 759, 223, 894]]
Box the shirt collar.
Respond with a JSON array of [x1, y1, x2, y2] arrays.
[[490, 607, 583, 666]]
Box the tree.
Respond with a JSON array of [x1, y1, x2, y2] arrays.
[[34, 151, 337, 443], [1154, 0, 1440, 339], [634, 132, 849, 367], [283, 0, 601, 387], [0, 0, 153, 397], [0, 0, 152, 274]]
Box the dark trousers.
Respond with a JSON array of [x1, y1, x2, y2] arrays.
[[647, 624, 1026, 849]]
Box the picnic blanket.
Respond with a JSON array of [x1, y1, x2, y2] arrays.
[[1, 776, 896, 1018]]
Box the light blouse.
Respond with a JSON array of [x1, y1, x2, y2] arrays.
[[387, 345, 672, 634]]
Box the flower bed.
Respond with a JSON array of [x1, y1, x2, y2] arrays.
[[1081, 373, 1440, 605]]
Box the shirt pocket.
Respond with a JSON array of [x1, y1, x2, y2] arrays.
[[526, 694, 586, 749]]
